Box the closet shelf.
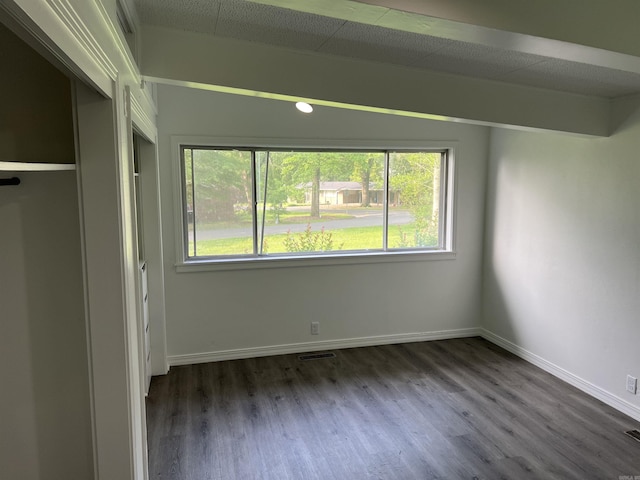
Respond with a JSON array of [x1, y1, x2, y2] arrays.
[[0, 161, 76, 172]]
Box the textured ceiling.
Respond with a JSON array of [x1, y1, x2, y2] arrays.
[[133, 0, 640, 98]]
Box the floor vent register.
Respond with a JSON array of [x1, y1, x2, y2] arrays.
[[298, 352, 336, 361], [625, 430, 640, 443]]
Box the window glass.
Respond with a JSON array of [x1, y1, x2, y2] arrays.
[[388, 151, 443, 249], [256, 151, 385, 255], [182, 147, 449, 261], [185, 148, 253, 257]]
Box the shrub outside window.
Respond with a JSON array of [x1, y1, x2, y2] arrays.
[[181, 147, 451, 261]]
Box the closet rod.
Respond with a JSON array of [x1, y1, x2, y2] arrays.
[[0, 177, 20, 186]]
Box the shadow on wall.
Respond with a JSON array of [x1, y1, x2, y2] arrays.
[[481, 253, 521, 347], [480, 150, 523, 349], [610, 94, 640, 135], [19, 172, 93, 478]]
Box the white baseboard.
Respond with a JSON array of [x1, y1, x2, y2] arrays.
[[480, 329, 640, 423], [167, 327, 481, 366]]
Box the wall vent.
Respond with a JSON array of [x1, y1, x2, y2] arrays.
[[298, 352, 336, 361], [625, 430, 640, 443]]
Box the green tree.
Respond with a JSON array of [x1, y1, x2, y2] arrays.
[[185, 148, 251, 223], [346, 152, 383, 207], [389, 152, 441, 246], [278, 151, 352, 217], [256, 152, 288, 224]]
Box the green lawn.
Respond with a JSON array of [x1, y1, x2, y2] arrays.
[[189, 211, 356, 232], [190, 224, 433, 256]]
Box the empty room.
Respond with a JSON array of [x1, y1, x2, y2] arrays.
[[1, 0, 640, 479]]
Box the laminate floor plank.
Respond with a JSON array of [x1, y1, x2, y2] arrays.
[[147, 337, 640, 479], [422, 343, 617, 479]]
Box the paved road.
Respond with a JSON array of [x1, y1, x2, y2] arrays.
[[191, 209, 414, 241]]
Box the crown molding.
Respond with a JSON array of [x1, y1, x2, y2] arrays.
[[130, 93, 156, 143], [47, 0, 117, 80]]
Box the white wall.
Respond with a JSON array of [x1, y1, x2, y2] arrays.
[[0, 172, 93, 480], [156, 84, 489, 362], [483, 101, 640, 419]]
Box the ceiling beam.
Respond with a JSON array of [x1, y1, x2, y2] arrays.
[[141, 25, 610, 137], [247, 0, 640, 74], [354, 0, 640, 57]]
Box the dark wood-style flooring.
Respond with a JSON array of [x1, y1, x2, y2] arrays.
[[146, 337, 640, 479]]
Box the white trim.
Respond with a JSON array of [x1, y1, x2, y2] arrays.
[[93, 0, 137, 82], [71, 83, 99, 480], [74, 80, 138, 480], [0, 161, 76, 171], [130, 94, 156, 144], [171, 135, 458, 270], [442, 144, 456, 253], [116, 0, 140, 33], [112, 0, 139, 62], [171, 136, 186, 269], [167, 327, 480, 366], [1, 0, 112, 96], [140, 81, 158, 116], [480, 329, 640, 423], [176, 250, 456, 272], [92, 0, 158, 121], [171, 135, 459, 151], [49, 0, 118, 80], [5, 0, 157, 117]]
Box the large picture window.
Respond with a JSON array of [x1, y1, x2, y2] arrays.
[[181, 146, 451, 262]]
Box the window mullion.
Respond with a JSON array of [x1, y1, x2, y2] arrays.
[[190, 148, 197, 258], [383, 151, 389, 251], [439, 151, 447, 250], [259, 152, 270, 255], [251, 150, 258, 256]]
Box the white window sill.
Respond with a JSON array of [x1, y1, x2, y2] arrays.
[[175, 250, 456, 273]]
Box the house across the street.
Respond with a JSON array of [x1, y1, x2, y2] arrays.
[[299, 181, 397, 205]]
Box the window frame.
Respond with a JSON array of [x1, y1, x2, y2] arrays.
[[172, 136, 457, 271]]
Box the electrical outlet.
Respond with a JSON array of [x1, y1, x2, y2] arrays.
[[311, 321, 319, 335], [627, 375, 637, 394]]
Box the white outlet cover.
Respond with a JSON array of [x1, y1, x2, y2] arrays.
[[627, 375, 637, 394]]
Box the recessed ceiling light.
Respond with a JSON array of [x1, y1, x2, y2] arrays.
[[295, 102, 313, 113]]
